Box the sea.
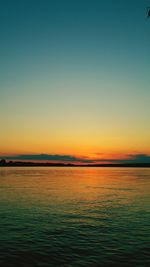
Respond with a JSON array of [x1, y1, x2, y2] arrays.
[[0, 167, 149, 267]]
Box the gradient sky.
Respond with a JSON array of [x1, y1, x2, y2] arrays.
[[0, 0, 150, 160]]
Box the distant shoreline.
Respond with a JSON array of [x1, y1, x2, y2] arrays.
[[0, 161, 150, 168]]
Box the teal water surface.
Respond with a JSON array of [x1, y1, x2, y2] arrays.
[[0, 167, 150, 267]]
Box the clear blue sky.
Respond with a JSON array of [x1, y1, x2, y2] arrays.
[[0, 0, 150, 159]]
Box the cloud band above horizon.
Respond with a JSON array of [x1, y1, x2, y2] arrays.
[[1, 153, 150, 164]]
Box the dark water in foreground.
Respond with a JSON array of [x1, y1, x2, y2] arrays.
[[0, 167, 150, 267]]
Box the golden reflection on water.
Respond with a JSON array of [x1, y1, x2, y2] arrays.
[[0, 167, 149, 209]]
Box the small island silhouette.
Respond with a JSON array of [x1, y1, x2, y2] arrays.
[[0, 159, 150, 168]]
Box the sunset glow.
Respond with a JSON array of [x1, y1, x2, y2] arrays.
[[0, 0, 150, 163]]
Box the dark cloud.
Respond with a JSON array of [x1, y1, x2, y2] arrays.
[[2, 153, 150, 164], [118, 154, 150, 164], [3, 154, 93, 163], [95, 154, 150, 163]]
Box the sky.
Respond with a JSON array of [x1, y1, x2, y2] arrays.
[[0, 0, 150, 163]]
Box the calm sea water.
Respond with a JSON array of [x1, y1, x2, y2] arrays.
[[0, 167, 150, 267]]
